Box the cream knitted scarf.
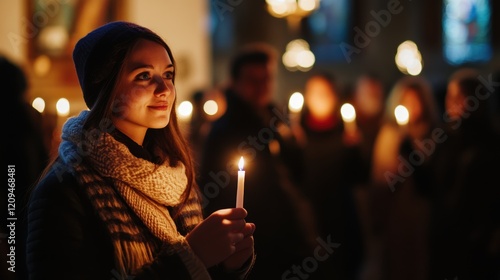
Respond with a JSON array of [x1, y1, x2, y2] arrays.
[[58, 110, 209, 279]]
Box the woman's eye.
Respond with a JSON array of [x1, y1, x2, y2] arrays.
[[163, 71, 174, 80], [136, 72, 151, 81]]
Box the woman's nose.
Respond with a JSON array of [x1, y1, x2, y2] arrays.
[[154, 76, 171, 96]]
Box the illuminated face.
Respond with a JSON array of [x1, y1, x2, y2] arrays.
[[112, 39, 175, 142], [400, 88, 423, 123], [305, 76, 337, 119], [354, 77, 384, 117]]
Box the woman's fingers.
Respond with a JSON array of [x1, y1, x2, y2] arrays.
[[233, 235, 254, 252], [229, 232, 245, 244], [222, 217, 246, 232], [222, 235, 255, 271], [240, 223, 255, 237], [212, 208, 248, 220], [186, 208, 254, 268], [210, 208, 254, 234]]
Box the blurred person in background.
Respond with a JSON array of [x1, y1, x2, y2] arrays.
[[350, 72, 387, 280], [2, 55, 50, 280], [367, 75, 441, 280], [297, 72, 365, 280], [188, 87, 227, 165], [352, 72, 386, 178], [198, 43, 317, 279], [428, 68, 500, 280]]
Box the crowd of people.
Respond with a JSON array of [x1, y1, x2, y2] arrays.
[[193, 44, 500, 280], [3, 20, 500, 280]]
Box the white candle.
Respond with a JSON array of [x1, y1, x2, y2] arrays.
[[340, 103, 357, 135], [236, 156, 245, 208]]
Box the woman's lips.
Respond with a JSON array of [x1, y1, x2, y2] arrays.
[[149, 103, 169, 110]]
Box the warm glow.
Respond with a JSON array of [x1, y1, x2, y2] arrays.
[[282, 39, 315, 72], [298, 0, 318, 11], [32, 97, 45, 113], [296, 50, 315, 69], [56, 98, 70, 117], [340, 103, 356, 122], [203, 100, 219, 116], [394, 105, 409, 125], [177, 100, 193, 120], [288, 92, 304, 113], [238, 156, 245, 171], [38, 25, 69, 56], [395, 40, 423, 76], [33, 55, 51, 77], [266, 0, 320, 18], [267, 0, 296, 17], [407, 60, 423, 76]]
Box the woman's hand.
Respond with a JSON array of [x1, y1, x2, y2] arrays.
[[222, 221, 255, 271], [186, 208, 254, 269]]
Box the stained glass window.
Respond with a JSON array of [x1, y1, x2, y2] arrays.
[[443, 0, 492, 65]]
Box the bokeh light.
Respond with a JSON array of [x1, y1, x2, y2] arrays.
[[56, 98, 70, 117], [282, 39, 315, 72], [395, 40, 423, 76], [288, 92, 304, 113], [394, 105, 409, 125], [32, 97, 45, 113], [177, 100, 193, 120], [340, 103, 356, 122], [203, 99, 219, 116]]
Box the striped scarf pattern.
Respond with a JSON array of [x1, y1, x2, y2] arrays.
[[58, 110, 210, 279]]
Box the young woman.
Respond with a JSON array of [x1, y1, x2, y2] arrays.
[[368, 76, 441, 280], [26, 21, 255, 280]]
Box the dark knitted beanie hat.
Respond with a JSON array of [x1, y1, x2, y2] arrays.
[[73, 21, 160, 109]]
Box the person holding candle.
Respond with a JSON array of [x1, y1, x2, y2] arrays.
[[368, 75, 441, 280], [371, 75, 440, 192], [351, 73, 386, 181], [198, 43, 316, 279], [297, 72, 366, 279], [26, 21, 255, 280], [349, 74, 388, 279]]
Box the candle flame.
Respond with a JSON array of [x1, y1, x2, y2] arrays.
[[238, 156, 244, 171], [288, 92, 304, 113], [340, 103, 356, 122], [394, 105, 409, 125]]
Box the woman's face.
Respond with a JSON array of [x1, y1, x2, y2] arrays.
[[111, 39, 175, 140], [400, 88, 423, 123], [305, 76, 337, 119]]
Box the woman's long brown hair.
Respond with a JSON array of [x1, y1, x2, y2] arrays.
[[36, 27, 199, 214]]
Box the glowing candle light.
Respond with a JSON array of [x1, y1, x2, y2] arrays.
[[288, 91, 304, 126], [340, 103, 357, 135], [288, 92, 304, 113], [32, 97, 45, 113], [394, 105, 409, 126], [56, 98, 70, 117], [203, 100, 219, 116], [236, 157, 245, 208], [177, 100, 193, 121], [56, 97, 70, 129]]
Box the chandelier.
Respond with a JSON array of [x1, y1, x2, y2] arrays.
[[266, 0, 320, 30]]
